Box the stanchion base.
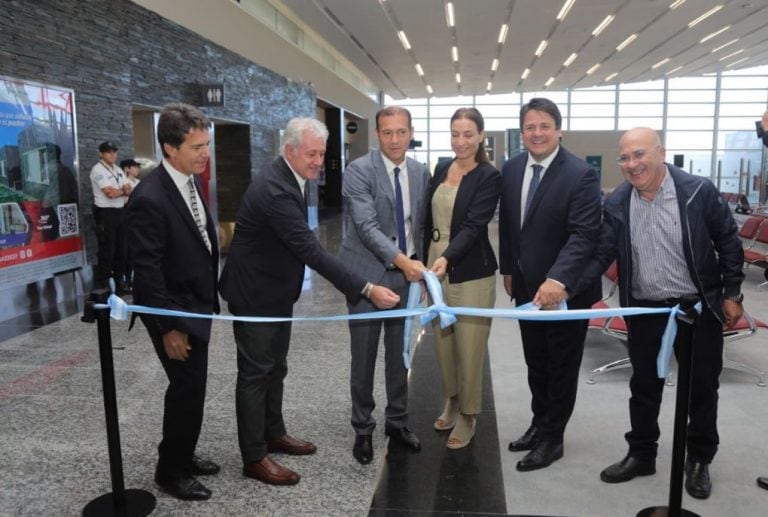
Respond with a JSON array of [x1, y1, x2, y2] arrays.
[[637, 506, 700, 517], [83, 489, 156, 517]]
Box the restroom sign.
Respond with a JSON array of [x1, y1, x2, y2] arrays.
[[201, 84, 225, 107]]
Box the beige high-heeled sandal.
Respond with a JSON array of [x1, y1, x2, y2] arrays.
[[434, 396, 459, 431], [446, 414, 476, 449]]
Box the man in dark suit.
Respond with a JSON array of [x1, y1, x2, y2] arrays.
[[498, 97, 602, 472], [127, 103, 220, 501], [337, 106, 430, 465], [219, 118, 399, 486]]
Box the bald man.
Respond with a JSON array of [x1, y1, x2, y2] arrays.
[[583, 127, 744, 500]]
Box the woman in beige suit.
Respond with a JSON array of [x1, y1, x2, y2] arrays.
[[425, 108, 500, 449]]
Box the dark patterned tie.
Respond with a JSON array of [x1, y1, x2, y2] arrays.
[[187, 178, 212, 253], [524, 164, 543, 218], [394, 167, 407, 254]]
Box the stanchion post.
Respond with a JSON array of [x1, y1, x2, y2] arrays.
[[637, 299, 701, 517], [81, 290, 155, 517]]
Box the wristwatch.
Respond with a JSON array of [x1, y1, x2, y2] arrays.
[[725, 293, 744, 304]]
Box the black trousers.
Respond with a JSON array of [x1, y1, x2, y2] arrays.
[[233, 320, 291, 464], [624, 305, 723, 463], [93, 206, 126, 286], [148, 327, 209, 478], [519, 318, 589, 442]]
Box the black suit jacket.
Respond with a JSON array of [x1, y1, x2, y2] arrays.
[[219, 156, 365, 316], [424, 160, 500, 283], [127, 164, 220, 342], [498, 147, 602, 309]]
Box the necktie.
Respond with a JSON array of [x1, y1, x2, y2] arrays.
[[303, 180, 309, 207], [187, 178, 212, 253], [394, 167, 407, 254], [524, 164, 543, 218]]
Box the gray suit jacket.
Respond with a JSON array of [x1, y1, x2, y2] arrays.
[[338, 150, 429, 282]]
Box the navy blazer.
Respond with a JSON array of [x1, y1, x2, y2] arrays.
[[220, 156, 365, 316], [498, 147, 602, 309], [127, 164, 220, 342], [424, 160, 500, 283]]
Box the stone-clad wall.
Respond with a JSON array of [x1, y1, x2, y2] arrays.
[[0, 0, 315, 265]]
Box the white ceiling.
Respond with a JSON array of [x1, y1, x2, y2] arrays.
[[279, 0, 768, 99]]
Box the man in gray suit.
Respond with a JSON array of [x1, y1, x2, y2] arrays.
[[338, 106, 430, 464]]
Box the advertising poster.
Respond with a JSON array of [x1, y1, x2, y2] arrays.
[[0, 76, 83, 289]]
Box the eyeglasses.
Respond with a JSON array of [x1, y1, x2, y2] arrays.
[[616, 146, 659, 165]]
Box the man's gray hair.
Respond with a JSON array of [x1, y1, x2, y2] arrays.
[[280, 118, 329, 156]]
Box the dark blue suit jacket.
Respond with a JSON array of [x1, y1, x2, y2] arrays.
[[220, 156, 365, 316], [127, 164, 220, 342], [498, 146, 602, 309]]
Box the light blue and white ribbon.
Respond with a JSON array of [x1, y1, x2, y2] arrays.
[[97, 271, 688, 378]]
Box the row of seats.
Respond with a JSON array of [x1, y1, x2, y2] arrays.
[[587, 260, 766, 387]]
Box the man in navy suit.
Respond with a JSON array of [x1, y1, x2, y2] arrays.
[[127, 103, 221, 501], [498, 97, 602, 472], [219, 118, 399, 485]]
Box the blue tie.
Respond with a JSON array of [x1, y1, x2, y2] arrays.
[[525, 164, 543, 218], [394, 167, 407, 254]]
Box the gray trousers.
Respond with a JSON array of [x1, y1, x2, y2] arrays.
[[348, 269, 410, 435], [233, 320, 291, 464]]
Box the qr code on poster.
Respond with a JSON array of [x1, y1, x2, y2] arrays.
[[57, 203, 79, 237]]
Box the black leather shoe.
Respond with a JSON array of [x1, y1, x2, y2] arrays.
[[600, 455, 656, 483], [685, 460, 711, 499], [385, 426, 421, 451], [155, 473, 211, 501], [757, 477, 768, 490], [190, 455, 220, 476], [516, 440, 563, 472], [508, 425, 539, 452], [353, 435, 373, 465]]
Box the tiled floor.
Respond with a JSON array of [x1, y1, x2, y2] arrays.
[[1, 211, 768, 516]]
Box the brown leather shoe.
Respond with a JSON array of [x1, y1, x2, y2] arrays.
[[243, 456, 300, 485], [267, 434, 317, 455]]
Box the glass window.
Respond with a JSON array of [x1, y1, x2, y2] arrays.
[[570, 89, 616, 103], [570, 104, 616, 117], [718, 117, 763, 130], [485, 117, 516, 131], [618, 117, 663, 130], [668, 76, 717, 89], [667, 90, 716, 103], [402, 105, 428, 118], [720, 76, 768, 89], [477, 105, 517, 119], [476, 92, 521, 104], [619, 90, 664, 103], [717, 130, 763, 150], [666, 117, 714, 130], [430, 95, 474, 105], [665, 131, 714, 150], [620, 79, 664, 90], [665, 150, 712, 177], [619, 104, 663, 117], [569, 118, 615, 130], [522, 91, 568, 104], [719, 90, 768, 103], [667, 104, 714, 117], [430, 105, 464, 118], [411, 118, 429, 134], [718, 103, 767, 117], [429, 132, 451, 149]]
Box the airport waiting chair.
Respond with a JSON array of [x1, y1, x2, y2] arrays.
[[742, 221, 768, 291], [587, 262, 634, 384], [722, 311, 767, 386]]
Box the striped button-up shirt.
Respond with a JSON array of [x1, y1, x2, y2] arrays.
[[629, 167, 698, 301]]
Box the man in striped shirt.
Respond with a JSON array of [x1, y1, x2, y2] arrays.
[[587, 127, 744, 500]]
